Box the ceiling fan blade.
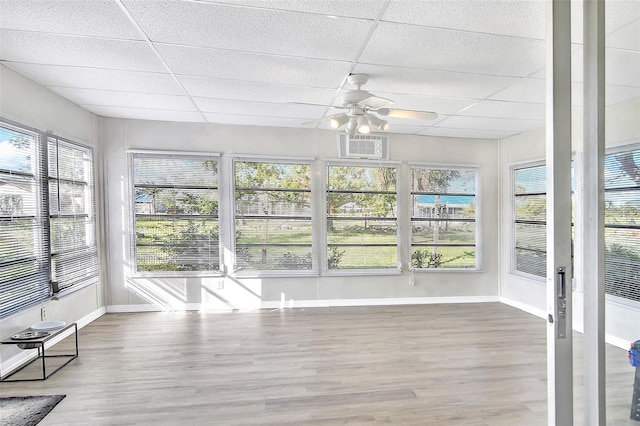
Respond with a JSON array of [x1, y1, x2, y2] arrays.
[[377, 108, 438, 121], [360, 95, 394, 109], [287, 101, 345, 109]]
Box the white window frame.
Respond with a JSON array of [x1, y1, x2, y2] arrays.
[[511, 160, 547, 281], [128, 150, 222, 277], [409, 163, 480, 272], [0, 118, 99, 319], [48, 134, 99, 295], [601, 143, 640, 306], [322, 159, 401, 276], [230, 155, 317, 278]]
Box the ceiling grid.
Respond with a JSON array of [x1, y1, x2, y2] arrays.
[[0, 0, 637, 139]]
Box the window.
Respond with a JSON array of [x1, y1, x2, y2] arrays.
[[233, 160, 313, 272], [512, 149, 640, 303], [0, 124, 48, 318], [513, 164, 547, 277], [0, 121, 98, 319], [131, 154, 220, 273], [326, 164, 398, 271], [48, 136, 99, 293], [604, 148, 640, 302], [410, 167, 477, 269]]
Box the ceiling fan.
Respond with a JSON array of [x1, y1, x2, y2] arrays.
[[302, 74, 438, 135]]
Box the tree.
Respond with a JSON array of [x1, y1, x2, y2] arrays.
[[413, 169, 461, 255], [137, 183, 159, 214], [234, 161, 311, 266]]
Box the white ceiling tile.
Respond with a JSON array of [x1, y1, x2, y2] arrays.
[[606, 19, 640, 51], [124, 0, 373, 61], [50, 88, 197, 111], [606, 49, 640, 87], [571, 1, 640, 45], [84, 105, 205, 122], [437, 115, 544, 132], [350, 64, 520, 99], [570, 47, 640, 87], [193, 97, 327, 119], [0, 0, 141, 40], [360, 22, 545, 77], [418, 127, 516, 140], [383, 0, 545, 40], [4, 63, 184, 95], [571, 83, 640, 107], [157, 44, 350, 87], [178, 76, 337, 105], [194, 0, 388, 19], [0, 29, 164, 72], [203, 112, 317, 129], [606, 1, 640, 36], [488, 78, 545, 103], [458, 100, 546, 121], [605, 85, 640, 106]]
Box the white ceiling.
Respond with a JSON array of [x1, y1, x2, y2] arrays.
[[0, 0, 638, 140]]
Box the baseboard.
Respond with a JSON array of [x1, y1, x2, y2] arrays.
[[325, 296, 499, 307], [107, 304, 163, 313], [605, 334, 632, 350], [499, 297, 547, 319], [109, 296, 500, 313], [500, 297, 632, 350], [1, 306, 106, 377]]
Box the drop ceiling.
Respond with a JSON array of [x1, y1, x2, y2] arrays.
[[0, 0, 638, 139]]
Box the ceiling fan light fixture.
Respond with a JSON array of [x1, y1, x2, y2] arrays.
[[330, 113, 349, 129], [357, 116, 371, 134], [368, 115, 389, 131], [345, 117, 358, 134]]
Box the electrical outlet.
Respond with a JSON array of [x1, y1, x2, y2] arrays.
[[216, 281, 224, 290], [41, 306, 47, 320], [409, 276, 416, 286]]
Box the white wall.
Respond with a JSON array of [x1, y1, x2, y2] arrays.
[[499, 97, 640, 346], [100, 117, 501, 311], [0, 65, 105, 363]]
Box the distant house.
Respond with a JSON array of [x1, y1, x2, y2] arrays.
[[338, 202, 362, 214], [135, 193, 153, 214], [415, 195, 473, 219], [0, 182, 29, 216]]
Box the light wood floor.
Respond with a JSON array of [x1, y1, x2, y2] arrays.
[[0, 303, 636, 425]]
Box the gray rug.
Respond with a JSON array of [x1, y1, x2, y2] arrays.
[[0, 395, 66, 426]]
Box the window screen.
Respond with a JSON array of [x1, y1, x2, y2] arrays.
[[513, 164, 547, 277], [410, 167, 477, 269], [132, 154, 220, 273], [326, 164, 398, 270], [0, 124, 49, 318], [234, 160, 312, 271]]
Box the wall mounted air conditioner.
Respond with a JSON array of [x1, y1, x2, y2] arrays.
[[337, 134, 389, 160]]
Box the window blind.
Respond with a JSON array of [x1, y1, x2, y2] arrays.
[[604, 149, 640, 302], [131, 154, 220, 273], [48, 136, 98, 293], [513, 164, 547, 277], [410, 167, 477, 269], [326, 164, 398, 270], [0, 124, 49, 318], [234, 160, 312, 271]]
